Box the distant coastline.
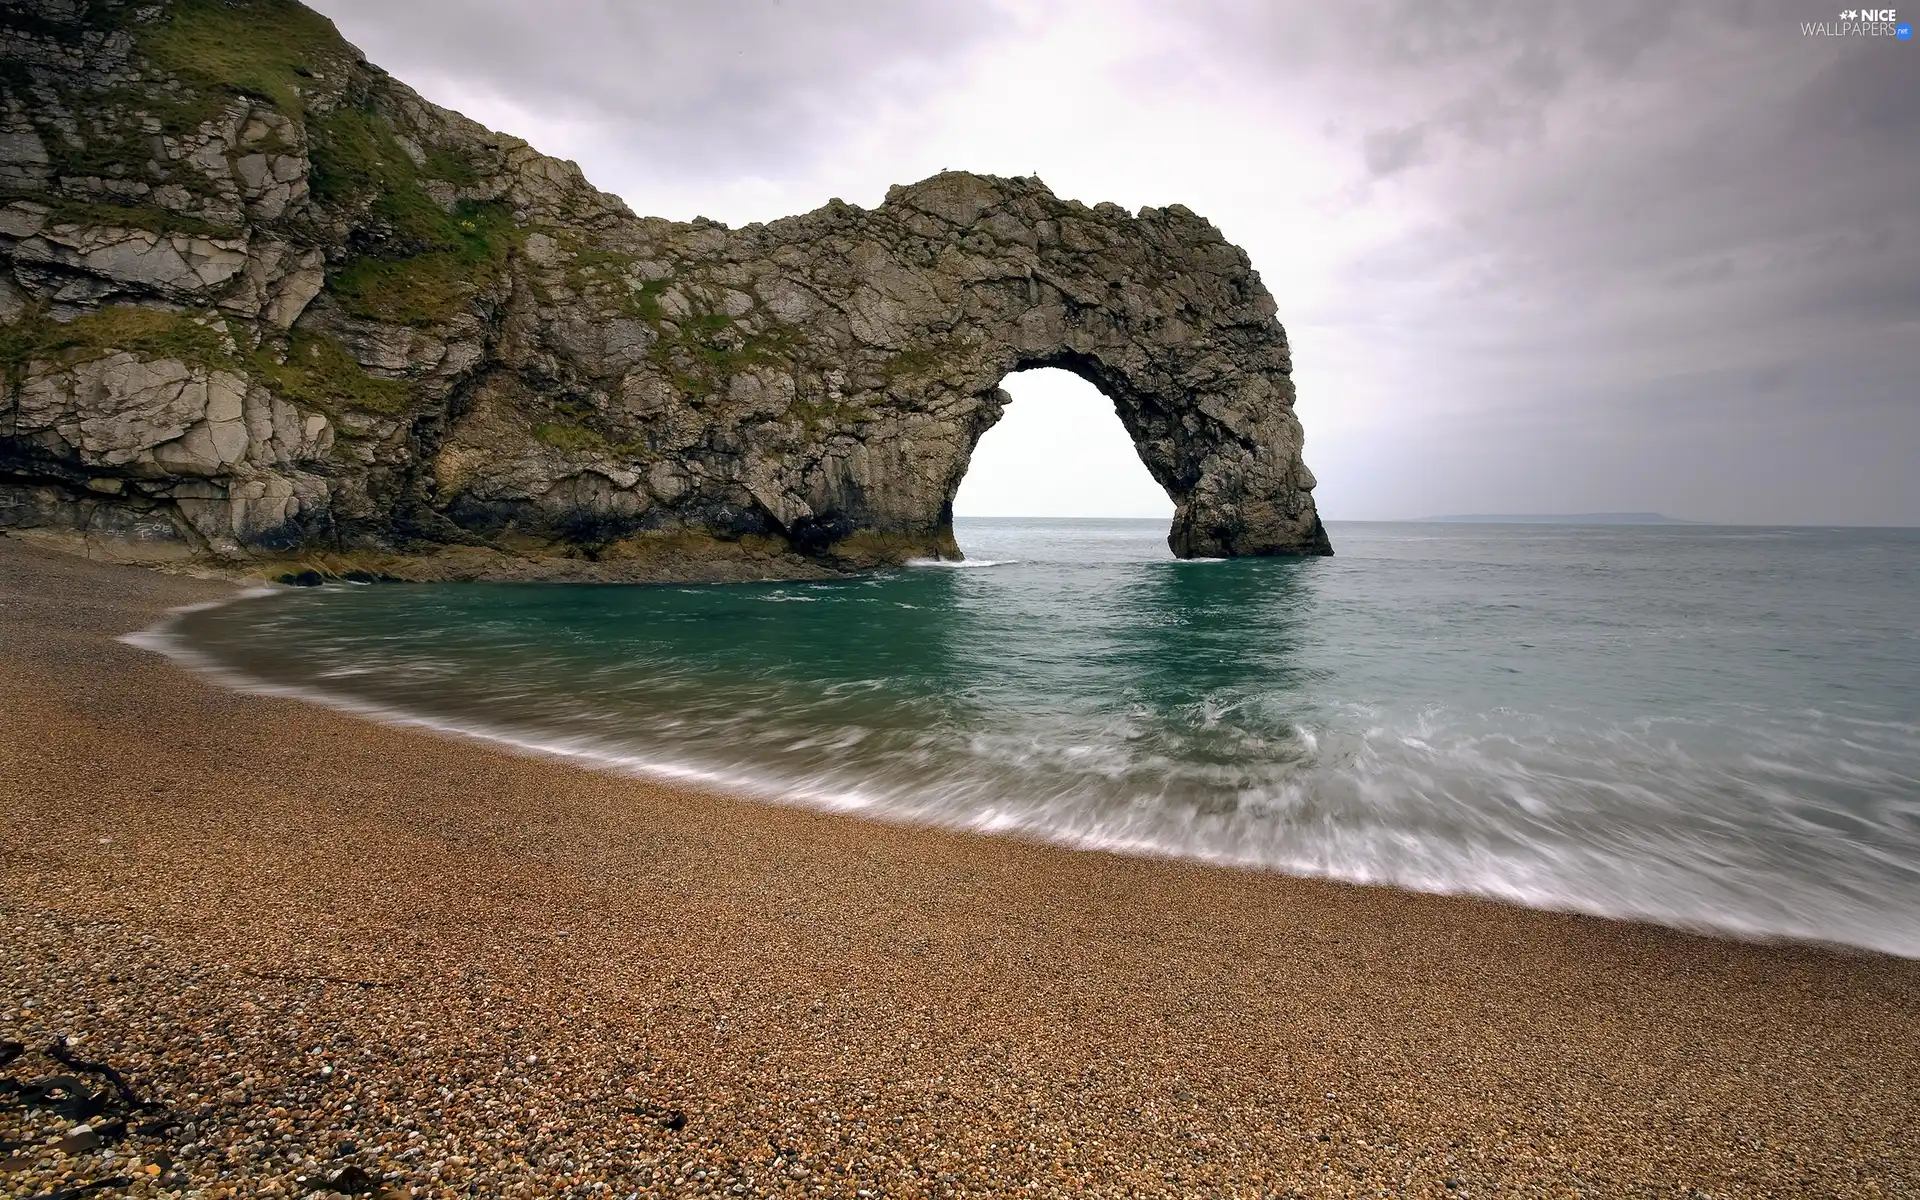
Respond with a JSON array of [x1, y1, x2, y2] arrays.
[[1415, 512, 1698, 525]]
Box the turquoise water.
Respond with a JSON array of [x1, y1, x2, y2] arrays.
[[144, 519, 1920, 956]]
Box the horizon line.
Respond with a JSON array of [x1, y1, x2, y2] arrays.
[[950, 514, 1920, 528]]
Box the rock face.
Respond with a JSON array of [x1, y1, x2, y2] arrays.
[[0, 0, 1329, 579]]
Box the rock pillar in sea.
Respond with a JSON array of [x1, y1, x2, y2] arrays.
[[0, 0, 1329, 577]]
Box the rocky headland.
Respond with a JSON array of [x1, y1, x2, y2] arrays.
[[0, 0, 1328, 581]]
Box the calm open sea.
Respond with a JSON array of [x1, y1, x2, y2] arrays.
[[137, 519, 1920, 956]]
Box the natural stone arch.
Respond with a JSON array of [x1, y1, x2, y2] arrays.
[[0, 0, 1327, 579], [715, 172, 1332, 565]]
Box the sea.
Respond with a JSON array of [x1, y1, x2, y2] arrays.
[[135, 519, 1920, 958]]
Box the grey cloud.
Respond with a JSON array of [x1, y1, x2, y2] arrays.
[[1361, 124, 1427, 175], [1576, 1, 1679, 73], [1311, 0, 1681, 85], [1748, 363, 1795, 395], [1278, 3, 1920, 331], [1502, 47, 1564, 99], [1788, 45, 1920, 140], [1198, 0, 1919, 520], [310, 0, 1005, 178], [1207, 1, 1774, 166]]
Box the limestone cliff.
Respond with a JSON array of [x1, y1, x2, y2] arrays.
[[0, 0, 1330, 580]]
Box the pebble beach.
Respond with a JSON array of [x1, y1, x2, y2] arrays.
[[2, 535, 1916, 1199]]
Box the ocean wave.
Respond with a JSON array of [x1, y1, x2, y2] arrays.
[[119, 522, 1920, 961], [129, 601, 1920, 958], [117, 585, 279, 655]]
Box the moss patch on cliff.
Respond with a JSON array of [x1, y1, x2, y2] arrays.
[[326, 201, 518, 327], [0, 305, 233, 384], [529, 422, 610, 453], [422, 145, 480, 189], [312, 101, 517, 325], [647, 309, 800, 402], [785, 395, 874, 434], [38, 112, 158, 185], [311, 106, 445, 236], [542, 240, 674, 326], [250, 332, 414, 415], [21, 194, 242, 240], [328, 251, 466, 327], [135, 0, 350, 118], [880, 337, 968, 383], [18, 68, 266, 224], [312, 105, 502, 237], [558, 243, 634, 282], [631, 278, 670, 323], [0, 304, 410, 416]]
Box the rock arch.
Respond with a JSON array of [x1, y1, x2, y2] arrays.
[[0, 0, 1328, 578], [693, 172, 1332, 566]]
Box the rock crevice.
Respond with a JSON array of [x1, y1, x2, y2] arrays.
[[0, 0, 1329, 579]]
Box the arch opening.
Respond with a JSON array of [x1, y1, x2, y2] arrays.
[[951, 367, 1174, 524]]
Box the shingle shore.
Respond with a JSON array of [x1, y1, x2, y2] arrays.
[[1, 536, 1915, 1199]]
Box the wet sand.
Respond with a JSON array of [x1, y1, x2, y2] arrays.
[[1, 533, 1915, 1199]]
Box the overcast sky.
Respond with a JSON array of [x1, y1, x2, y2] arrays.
[[313, 0, 1918, 524]]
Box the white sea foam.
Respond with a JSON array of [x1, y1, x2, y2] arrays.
[[126, 612, 885, 813], [152, 639, 1920, 958], [117, 588, 280, 664], [117, 521, 1920, 961], [117, 585, 278, 653], [144, 634, 1920, 958]]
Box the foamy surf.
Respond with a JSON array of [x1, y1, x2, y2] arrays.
[[120, 518, 1920, 960], [118, 585, 279, 655]]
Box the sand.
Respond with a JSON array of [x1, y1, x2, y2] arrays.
[[0, 534, 1915, 1199]]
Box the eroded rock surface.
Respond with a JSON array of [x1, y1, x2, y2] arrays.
[[0, 0, 1328, 579]]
